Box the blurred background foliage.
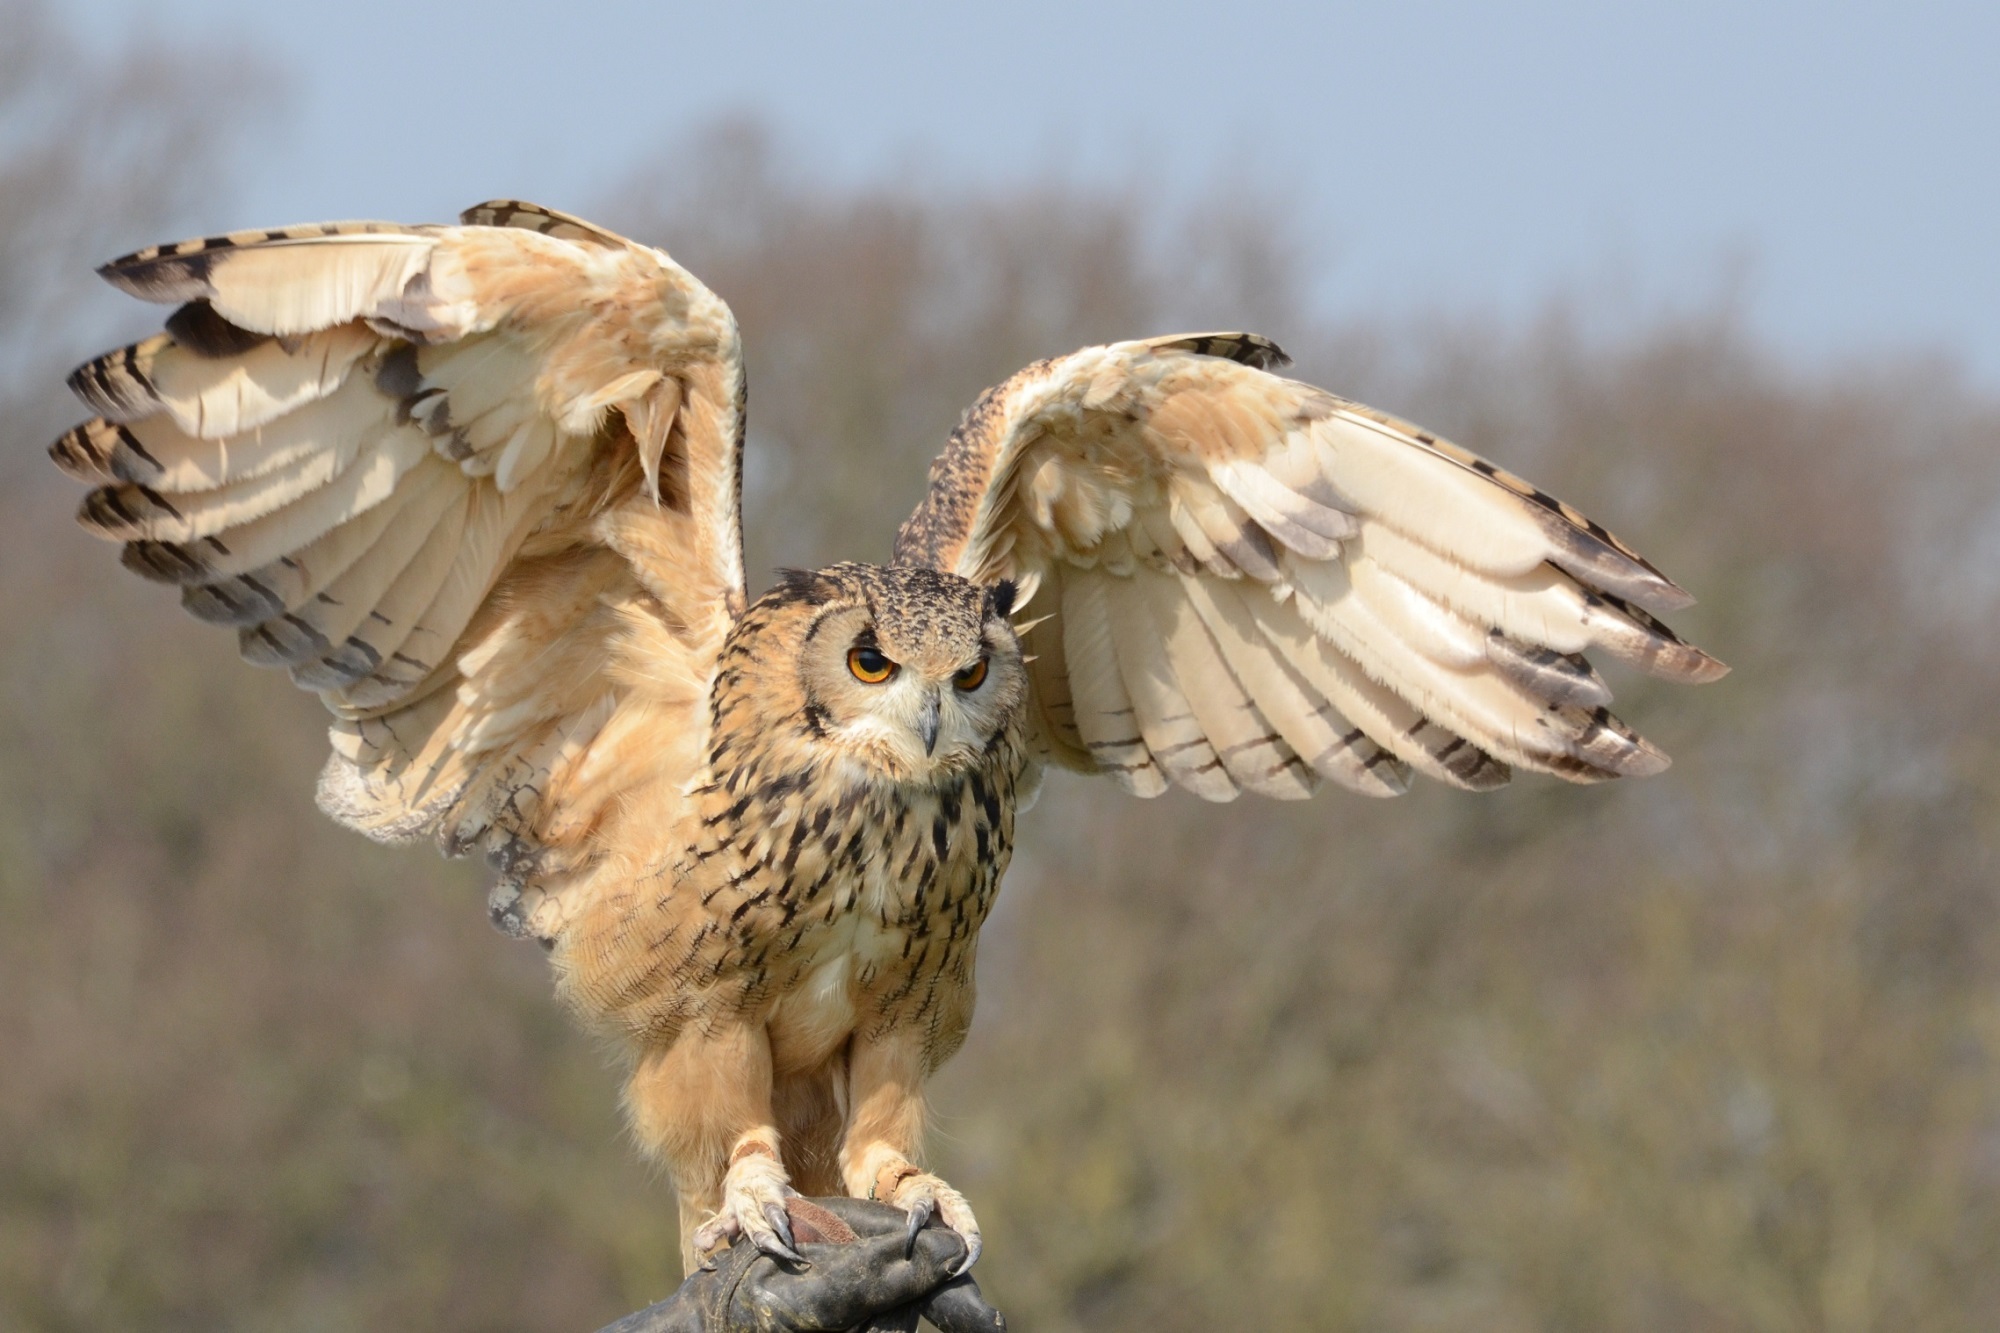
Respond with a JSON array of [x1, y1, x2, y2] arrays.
[[5, 5, 2000, 1329]]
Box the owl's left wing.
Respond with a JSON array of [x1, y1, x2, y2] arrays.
[[895, 334, 1726, 801]]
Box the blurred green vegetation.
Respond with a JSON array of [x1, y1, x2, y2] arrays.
[[5, 11, 2000, 1331]]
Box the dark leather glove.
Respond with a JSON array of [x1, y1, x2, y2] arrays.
[[593, 1196, 1004, 1333]]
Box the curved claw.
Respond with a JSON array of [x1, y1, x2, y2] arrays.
[[752, 1229, 805, 1264], [880, 1169, 982, 1274], [950, 1229, 982, 1278], [760, 1200, 805, 1264], [904, 1195, 934, 1255]]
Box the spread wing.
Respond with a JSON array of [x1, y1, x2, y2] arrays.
[[895, 333, 1726, 801], [52, 201, 746, 937]]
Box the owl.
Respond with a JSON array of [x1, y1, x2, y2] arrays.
[[51, 201, 1724, 1275]]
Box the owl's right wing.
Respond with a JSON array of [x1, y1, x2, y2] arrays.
[[897, 333, 1726, 801], [52, 202, 746, 938]]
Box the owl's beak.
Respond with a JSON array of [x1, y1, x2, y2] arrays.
[[917, 688, 942, 756]]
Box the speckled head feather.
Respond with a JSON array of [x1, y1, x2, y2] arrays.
[[710, 562, 1027, 793]]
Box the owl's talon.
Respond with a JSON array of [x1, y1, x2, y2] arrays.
[[763, 1200, 801, 1255], [693, 1151, 802, 1264], [689, 1212, 737, 1256], [757, 1230, 805, 1265], [887, 1171, 982, 1274]]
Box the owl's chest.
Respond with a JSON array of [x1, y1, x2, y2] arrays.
[[782, 772, 1014, 965], [680, 755, 1023, 1058]]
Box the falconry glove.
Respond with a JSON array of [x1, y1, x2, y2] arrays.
[[592, 1197, 1004, 1333]]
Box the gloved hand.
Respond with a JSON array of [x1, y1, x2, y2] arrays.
[[593, 1196, 1004, 1333]]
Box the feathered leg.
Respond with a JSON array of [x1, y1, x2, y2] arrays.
[[626, 1021, 801, 1274], [773, 1054, 849, 1198], [839, 1031, 981, 1273]]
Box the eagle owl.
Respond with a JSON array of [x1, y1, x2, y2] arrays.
[[51, 201, 1724, 1274]]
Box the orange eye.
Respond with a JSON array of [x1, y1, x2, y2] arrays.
[[848, 646, 897, 684], [953, 658, 989, 692]]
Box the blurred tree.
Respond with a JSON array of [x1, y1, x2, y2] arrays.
[[5, 43, 2000, 1330]]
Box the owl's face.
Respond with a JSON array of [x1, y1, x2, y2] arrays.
[[786, 564, 1026, 784]]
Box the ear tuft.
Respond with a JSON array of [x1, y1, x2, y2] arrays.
[[988, 579, 1017, 619], [767, 567, 836, 606]]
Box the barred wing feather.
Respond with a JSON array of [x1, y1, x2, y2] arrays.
[[53, 201, 747, 939], [895, 333, 1725, 801]]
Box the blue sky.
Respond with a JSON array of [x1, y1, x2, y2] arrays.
[[67, 0, 2000, 382]]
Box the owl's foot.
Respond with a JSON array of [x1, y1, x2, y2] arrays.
[[691, 1149, 803, 1264], [883, 1169, 982, 1275]]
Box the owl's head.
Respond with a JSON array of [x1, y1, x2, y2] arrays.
[[721, 562, 1027, 785]]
